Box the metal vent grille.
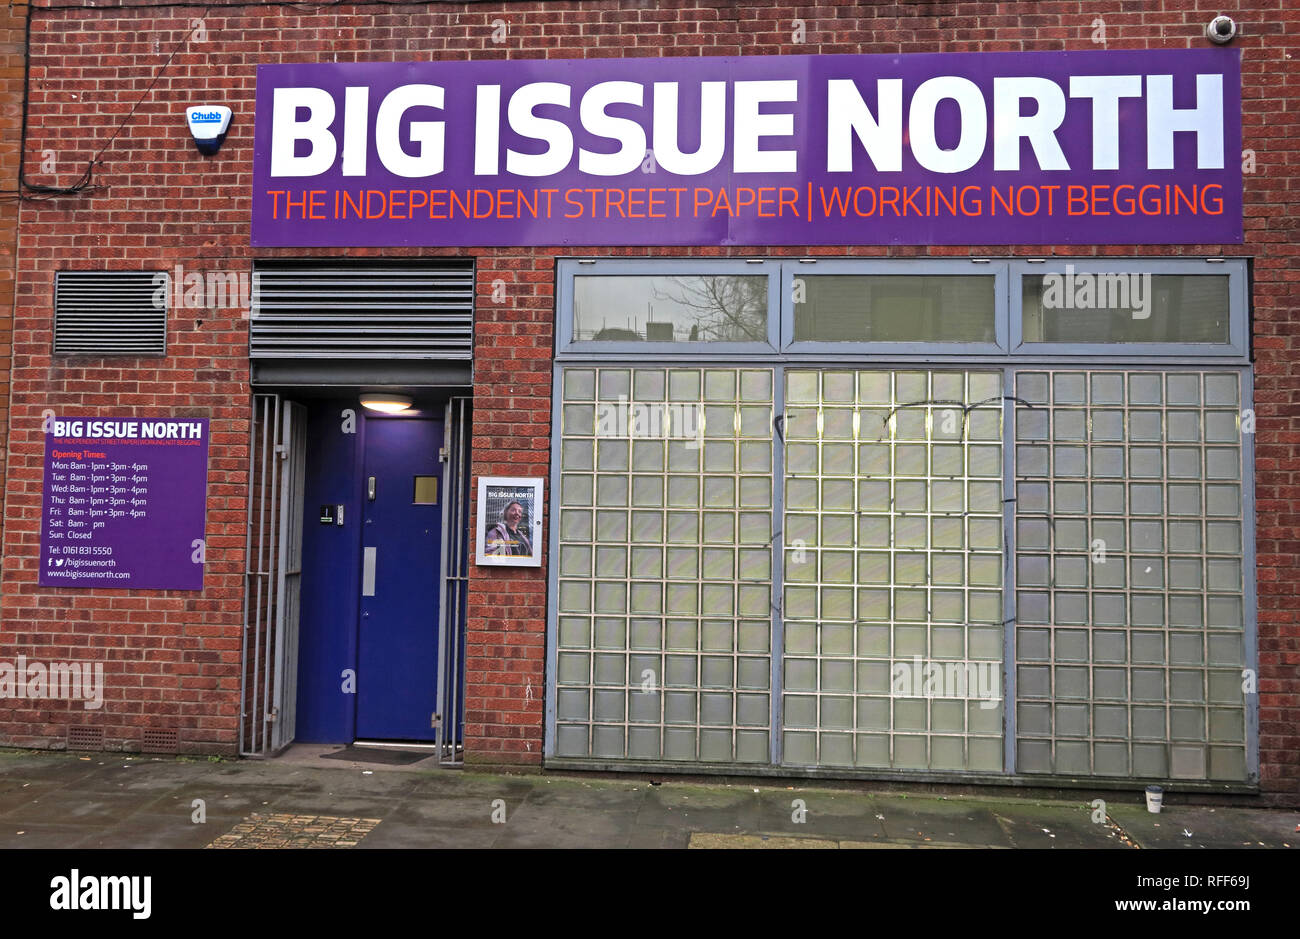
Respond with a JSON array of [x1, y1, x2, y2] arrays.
[[54, 271, 167, 356], [67, 725, 105, 751], [251, 262, 474, 360], [142, 728, 180, 753]]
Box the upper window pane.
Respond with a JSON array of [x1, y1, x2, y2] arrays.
[[793, 275, 996, 343], [573, 275, 768, 343], [1022, 274, 1231, 344]]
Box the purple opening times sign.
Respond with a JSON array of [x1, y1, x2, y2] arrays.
[[39, 418, 210, 591], [252, 49, 1242, 247]]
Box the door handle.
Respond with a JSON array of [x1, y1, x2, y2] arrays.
[[367, 476, 376, 501]]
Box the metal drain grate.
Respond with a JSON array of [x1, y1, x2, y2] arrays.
[[66, 726, 104, 750], [207, 813, 382, 849], [141, 728, 179, 753]]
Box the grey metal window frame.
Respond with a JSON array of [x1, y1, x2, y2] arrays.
[[547, 256, 1257, 788], [556, 258, 783, 357], [780, 258, 1009, 356], [1010, 258, 1249, 359], [558, 257, 1250, 364]]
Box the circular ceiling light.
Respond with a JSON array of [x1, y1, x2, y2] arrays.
[[360, 394, 413, 414]]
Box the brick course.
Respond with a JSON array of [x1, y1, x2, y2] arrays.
[[0, 0, 27, 565], [0, 1, 1293, 797]]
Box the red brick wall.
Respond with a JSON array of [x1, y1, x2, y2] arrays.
[[0, 1, 1294, 795], [0, 1, 27, 566], [466, 251, 553, 764]]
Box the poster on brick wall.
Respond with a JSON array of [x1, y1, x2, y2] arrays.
[[475, 477, 543, 568], [252, 48, 1242, 247], [38, 417, 210, 590]]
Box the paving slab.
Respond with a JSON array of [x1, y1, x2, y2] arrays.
[[690, 832, 838, 848], [78, 818, 225, 849], [129, 783, 306, 821], [0, 788, 160, 829], [58, 760, 212, 795], [491, 805, 639, 849], [379, 795, 518, 830], [358, 825, 501, 849], [207, 763, 425, 800], [752, 787, 886, 841], [0, 752, 109, 785], [1109, 803, 1300, 849], [0, 823, 100, 849], [872, 795, 1014, 847], [403, 771, 537, 802], [0, 779, 66, 815], [635, 784, 762, 833], [520, 777, 648, 812], [988, 800, 1127, 849], [627, 826, 688, 849], [0, 747, 1294, 851]]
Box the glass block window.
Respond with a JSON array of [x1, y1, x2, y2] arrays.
[[552, 259, 1254, 785], [554, 366, 775, 763], [781, 370, 1006, 771], [1013, 371, 1249, 782]]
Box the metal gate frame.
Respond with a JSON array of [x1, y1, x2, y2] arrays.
[[240, 394, 308, 757], [434, 396, 472, 765]]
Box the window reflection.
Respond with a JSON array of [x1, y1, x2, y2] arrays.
[[574, 275, 768, 343], [792, 275, 996, 343], [1022, 274, 1230, 343]]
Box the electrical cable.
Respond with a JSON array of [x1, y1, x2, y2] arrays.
[[19, 5, 211, 198], [15, 0, 523, 200]]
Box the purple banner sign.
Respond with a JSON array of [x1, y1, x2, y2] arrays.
[[39, 418, 210, 590], [252, 49, 1242, 247]]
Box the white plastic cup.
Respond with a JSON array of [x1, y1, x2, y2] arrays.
[[1145, 785, 1164, 813]]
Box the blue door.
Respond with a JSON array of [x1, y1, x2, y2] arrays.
[[356, 416, 444, 740]]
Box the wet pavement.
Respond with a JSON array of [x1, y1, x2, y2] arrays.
[[0, 746, 1294, 850]]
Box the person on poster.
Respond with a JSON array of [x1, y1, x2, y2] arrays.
[[485, 499, 532, 557]]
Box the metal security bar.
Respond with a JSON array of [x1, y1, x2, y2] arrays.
[[270, 403, 307, 753], [250, 262, 474, 359], [241, 395, 281, 756], [240, 395, 307, 757], [435, 396, 472, 765]]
